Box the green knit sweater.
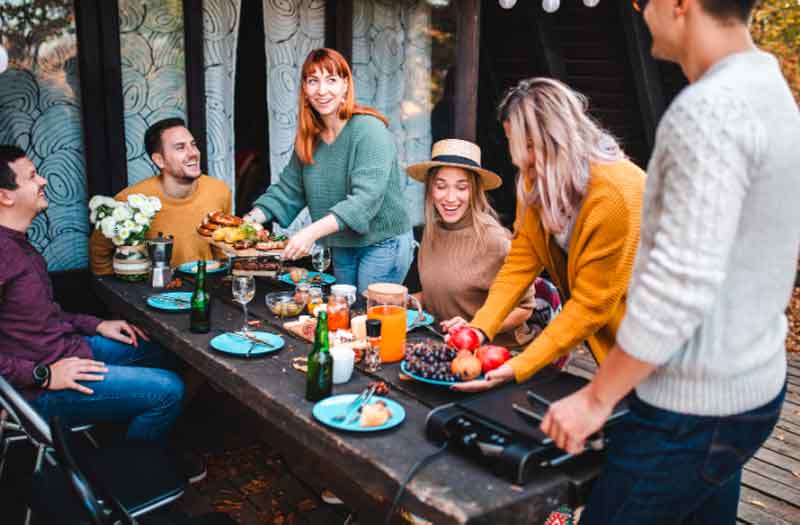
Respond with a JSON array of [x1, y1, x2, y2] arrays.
[[253, 115, 411, 248]]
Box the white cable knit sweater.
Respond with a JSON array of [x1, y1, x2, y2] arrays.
[[617, 50, 800, 416]]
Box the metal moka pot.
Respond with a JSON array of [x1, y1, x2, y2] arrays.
[[146, 233, 174, 288]]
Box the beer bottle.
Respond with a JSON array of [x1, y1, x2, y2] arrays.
[[306, 310, 333, 402], [189, 260, 211, 333]]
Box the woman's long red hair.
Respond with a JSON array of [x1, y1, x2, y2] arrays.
[[295, 48, 389, 165]]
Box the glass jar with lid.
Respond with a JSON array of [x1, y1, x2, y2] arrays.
[[327, 291, 350, 331], [307, 286, 324, 315]]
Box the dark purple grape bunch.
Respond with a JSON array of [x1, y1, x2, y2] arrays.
[[404, 341, 459, 382]]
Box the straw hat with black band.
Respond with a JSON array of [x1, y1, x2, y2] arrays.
[[406, 139, 502, 190]]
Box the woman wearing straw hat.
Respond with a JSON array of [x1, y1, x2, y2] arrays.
[[243, 48, 413, 292], [451, 77, 646, 393], [407, 139, 551, 350]]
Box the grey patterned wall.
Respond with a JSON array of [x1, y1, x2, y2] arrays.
[[352, 0, 430, 226], [119, 0, 188, 185], [203, 0, 240, 201], [0, 10, 89, 272], [263, 0, 325, 233]]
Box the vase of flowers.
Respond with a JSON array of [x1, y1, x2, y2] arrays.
[[89, 194, 162, 282]]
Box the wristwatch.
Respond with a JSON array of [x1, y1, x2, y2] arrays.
[[32, 364, 51, 389]]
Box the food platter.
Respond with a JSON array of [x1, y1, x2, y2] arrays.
[[199, 235, 285, 258], [196, 210, 287, 257]]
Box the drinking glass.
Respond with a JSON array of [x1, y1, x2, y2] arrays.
[[312, 245, 331, 274], [232, 275, 256, 331]]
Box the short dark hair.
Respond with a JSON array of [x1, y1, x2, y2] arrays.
[[0, 145, 26, 190], [144, 117, 186, 157], [699, 0, 757, 23]]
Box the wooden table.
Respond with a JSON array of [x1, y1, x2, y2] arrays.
[[93, 274, 603, 524]]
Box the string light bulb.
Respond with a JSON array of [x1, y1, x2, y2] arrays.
[[499, 0, 518, 8], [542, 0, 560, 13], [583, 0, 600, 6]]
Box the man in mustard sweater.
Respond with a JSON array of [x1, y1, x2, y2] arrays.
[[90, 118, 232, 274]]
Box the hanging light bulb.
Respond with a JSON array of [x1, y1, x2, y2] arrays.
[[426, 0, 451, 7], [0, 45, 8, 74], [583, 0, 600, 6], [542, 0, 560, 13], [499, 0, 518, 8]]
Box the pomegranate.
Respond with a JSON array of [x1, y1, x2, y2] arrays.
[[475, 345, 511, 373], [451, 351, 482, 380], [448, 326, 480, 351]]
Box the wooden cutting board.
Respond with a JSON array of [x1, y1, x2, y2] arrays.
[[198, 234, 285, 257]]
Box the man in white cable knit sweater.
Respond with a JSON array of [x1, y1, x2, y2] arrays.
[[541, 0, 800, 523]]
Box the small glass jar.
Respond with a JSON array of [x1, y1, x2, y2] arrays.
[[327, 293, 350, 331], [294, 283, 310, 306], [364, 319, 382, 373], [307, 286, 324, 315]]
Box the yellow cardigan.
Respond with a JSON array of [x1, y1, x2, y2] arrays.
[[471, 160, 645, 383]]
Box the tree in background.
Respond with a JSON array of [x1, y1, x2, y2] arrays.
[[751, 0, 800, 104]]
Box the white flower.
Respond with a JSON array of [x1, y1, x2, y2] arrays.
[[112, 206, 132, 221], [118, 227, 131, 242], [123, 219, 136, 230], [148, 196, 162, 212], [112, 235, 126, 247], [90, 209, 98, 224], [130, 222, 144, 233], [133, 212, 149, 225], [127, 194, 147, 210], [100, 217, 117, 239]]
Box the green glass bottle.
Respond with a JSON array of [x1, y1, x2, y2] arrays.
[[306, 310, 333, 402], [189, 260, 211, 333]]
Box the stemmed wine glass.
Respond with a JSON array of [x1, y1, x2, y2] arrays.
[[232, 275, 256, 332], [311, 245, 332, 293], [311, 245, 331, 274]]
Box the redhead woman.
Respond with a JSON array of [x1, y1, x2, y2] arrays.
[[453, 77, 646, 392], [407, 139, 546, 349], [243, 48, 413, 292]]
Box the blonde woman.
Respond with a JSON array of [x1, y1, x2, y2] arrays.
[[407, 139, 542, 349], [453, 77, 645, 392]]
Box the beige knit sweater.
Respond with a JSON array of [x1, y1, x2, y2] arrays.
[[418, 215, 535, 348]]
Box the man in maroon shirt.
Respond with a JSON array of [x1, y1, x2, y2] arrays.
[[0, 145, 183, 442]]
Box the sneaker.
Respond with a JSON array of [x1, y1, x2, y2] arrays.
[[175, 450, 207, 484], [321, 489, 343, 505]]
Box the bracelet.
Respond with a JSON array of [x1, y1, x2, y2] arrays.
[[42, 366, 51, 390]]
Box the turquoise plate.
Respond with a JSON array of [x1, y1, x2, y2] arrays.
[[278, 271, 336, 286], [177, 260, 228, 274], [146, 292, 192, 312], [209, 331, 284, 357], [400, 360, 483, 387], [406, 310, 434, 329], [312, 394, 405, 432]]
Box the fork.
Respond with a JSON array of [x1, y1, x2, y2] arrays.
[[332, 385, 375, 423], [344, 386, 378, 425]]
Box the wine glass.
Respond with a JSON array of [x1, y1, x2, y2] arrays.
[[312, 245, 331, 274], [232, 275, 256, 332]]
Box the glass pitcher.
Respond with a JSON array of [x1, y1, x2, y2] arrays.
[[366, 283, 422, 363]]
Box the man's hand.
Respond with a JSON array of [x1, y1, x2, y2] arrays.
[[450, 363, 513, 392], [540, 385, 614, 454], [283, 227, 317, 261], [49, 357, 108, 395], [96, 320, 149, 347]]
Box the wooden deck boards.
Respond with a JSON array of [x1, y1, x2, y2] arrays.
[[565, 350, 800, 524]]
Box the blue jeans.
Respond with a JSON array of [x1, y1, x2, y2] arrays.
[[31, 336, 184, 442], [581, 384, 786, 525], [332, 231, 415, 294]]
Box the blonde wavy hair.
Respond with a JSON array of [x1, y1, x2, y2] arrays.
[[497, 77, 625, 233], [423, 166, 502, 248]]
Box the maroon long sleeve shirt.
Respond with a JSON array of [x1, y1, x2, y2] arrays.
[[0, 224, 100, 398]]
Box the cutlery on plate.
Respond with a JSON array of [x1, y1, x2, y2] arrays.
[[332, 385, 376, 423], [345, 386, 378, 425], [147, 294, 190, 305]]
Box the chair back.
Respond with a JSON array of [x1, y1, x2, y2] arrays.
[[0, 374, 51, 446], [50, 416, 136, 525]]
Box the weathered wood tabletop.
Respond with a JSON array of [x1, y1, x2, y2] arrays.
[[93, 273, 603, 525]]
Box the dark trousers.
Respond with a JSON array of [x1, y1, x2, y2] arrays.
[[581, 382, 786, 525]]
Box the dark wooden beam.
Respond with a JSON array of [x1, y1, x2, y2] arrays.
[[75, 0, 127, 195], [325, 0, 353, 64], [454, 0, 481, 141], [183, 0, 208, 174], [532, 9, 567, 81], [618, 1, 665, 153]]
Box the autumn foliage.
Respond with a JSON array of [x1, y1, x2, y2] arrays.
[[751, 0, 800, 104]]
